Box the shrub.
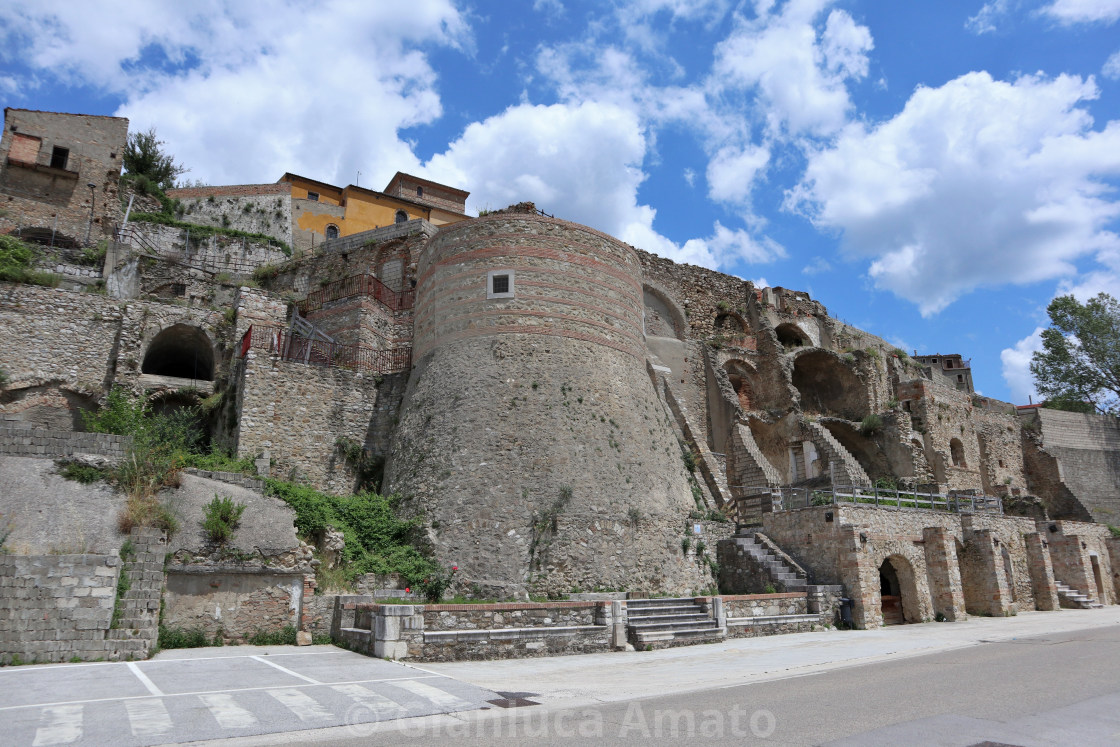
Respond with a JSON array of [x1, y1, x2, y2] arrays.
[[0, 234, 61, 287], [58, 462, 108, 484], [158, 626, 209, 649], [681, 446, 697, 473], [891, 348, 909, 360], [859, 414, 883, 435], [1109, 525, 1120, 538], [416, 565, 458, 603], [202, 494, 246, 544], [249, 625, 298, 646]]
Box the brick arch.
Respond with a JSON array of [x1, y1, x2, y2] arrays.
[[723, 359, 759, 412], [642, 283, 686, 340]]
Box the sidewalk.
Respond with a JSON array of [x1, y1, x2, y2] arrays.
[[415, 607, 1120, 708]]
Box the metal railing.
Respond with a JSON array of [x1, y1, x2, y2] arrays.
[[237, 325, 411, 374], [115, 223, 158, 254], [300, 273, 415, 314], [730, 484, 1003, 515]]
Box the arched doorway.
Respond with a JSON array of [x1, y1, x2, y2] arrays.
[[724, 360, 759, 412], [394, 210, 408, 224], [880, 558, 905, 625], [949, 438, 966, 467], [141, 324, 215, 382], [775, 322, 809, 350]]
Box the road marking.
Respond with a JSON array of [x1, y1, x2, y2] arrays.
[[0, 675, 447, 712], [124, 698, 172, 737], [126, 662, 164, 696], [267, 689, 332, 722], [332, 684, 407, 719], [392, 680, 475, 711], [249, 655, 321, 684], [32, 705, 83, 746], [198, 693, 259, 729]]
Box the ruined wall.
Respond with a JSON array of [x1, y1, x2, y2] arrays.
[[235, 351, 405, 493], [0, 110, 127, 245], [162, 569, 304, 642], [899, 379, 984, 492], [165, 184, 292, 247], [386, 213, 714, 598], [1024, 409, 1120, 527]]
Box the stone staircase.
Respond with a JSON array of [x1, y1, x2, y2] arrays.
[[803, 420, 871, 487], [723, 531, 808, 592], [1055, 582, 1105, 609], [626, 598, 724, 649], [104, 527, 166, 659]]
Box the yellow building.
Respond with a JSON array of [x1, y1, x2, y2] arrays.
[[280, 171, 469, 251]]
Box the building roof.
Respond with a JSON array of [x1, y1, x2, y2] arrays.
[[277, 172, 440, 213], [4, 108, 128, 122], [385, 171, 469, 197]]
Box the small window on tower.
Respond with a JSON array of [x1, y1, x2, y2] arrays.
[[306, 191, 319, 202], [487, 270, 515, 299], [417, 186, 424, 198], [50, 146, 69, 170]]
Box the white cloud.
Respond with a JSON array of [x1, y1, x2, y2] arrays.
[[789, 71, 1120, 316], [424, 102, 784, 270], [706, 144, 770, 207], [711, 0, 873, 137], [1104, 49, 1120, 79], [1001, 327, 1044, 404], [1041, 0, 1120, 24], [966, 0, 1012, 33], [802, 256, 832, 275], [683, 168, 696, 186], [0, 1, 470, 187]]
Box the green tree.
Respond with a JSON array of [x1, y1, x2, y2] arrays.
[[123, 127, 187, 190], [1030, 293, 1120, 414]]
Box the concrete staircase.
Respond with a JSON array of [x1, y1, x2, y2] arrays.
[[104, 527, 166, 658], [724, 531, 808, 592], [626, 598, 724, 649], [1055, 582, 1105, 609]]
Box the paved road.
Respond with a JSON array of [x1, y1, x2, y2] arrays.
[[0, 646, 499, 746]]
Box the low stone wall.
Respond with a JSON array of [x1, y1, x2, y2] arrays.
[[162, 566, 304, 643], [182, 468, 263, 492], [0, 425, 130, 460], [333, 597, 614, 662], [721, 587, 841, 638], [0, 553, 149, 663]]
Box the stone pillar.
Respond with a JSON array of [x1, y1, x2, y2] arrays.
[[963, 529, 1012, 617], [373, 604, 423, 660], [923, 527, 967, 621], [1024, 533, 1059, 611], [1108, 538, 1120, 604], [610, 600, 629, 650], [838, 525, 877, 629]]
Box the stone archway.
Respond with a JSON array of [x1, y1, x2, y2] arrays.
[[879, 555, 921, 625], [724, 360, 759, 412], [775, 322, 809, 350], [142, 324, 216, 382], [950, 438, 966, 467]]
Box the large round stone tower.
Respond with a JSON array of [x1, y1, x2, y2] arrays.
[[384, 212, 711, 597]]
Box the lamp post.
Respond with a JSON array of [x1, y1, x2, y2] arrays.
[[85, 182, 96, 245]]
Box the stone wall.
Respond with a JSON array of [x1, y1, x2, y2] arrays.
[[0, 425, 130, 459], [162, 567, 304, 642], [164, 184, 293, 247], [1027, 408, 1120, 526], [234, 350, 405, 493], [122, 221, 290, 273]]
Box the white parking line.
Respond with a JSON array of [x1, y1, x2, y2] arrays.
[[332, 683, 407, 719], [198, 692, 260, 729], [124, 698, 172, 737], [31, 704, 82, 746], [267, 689, 332, 722], [391, 680, 474, 711], [126, 661, 164, 697], [250, 655, 322, 684]]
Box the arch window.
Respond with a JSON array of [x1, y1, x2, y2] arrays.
[[949, 438, 966, 468], [395, 210, 409, 224], [325, 224, 339, 240], [416, 186, 424, 198]]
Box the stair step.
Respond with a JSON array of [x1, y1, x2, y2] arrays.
[[627, 613, 710, 623], [629, 620, 720, 632], [633, 627, 725, 643]]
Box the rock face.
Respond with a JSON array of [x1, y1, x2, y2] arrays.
[[384, 213, 712, 598]]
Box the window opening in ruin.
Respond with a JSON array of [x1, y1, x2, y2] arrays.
[[879, 559, 904, 625], [775, 323, 809, 349], [50, 146, 69, 170], [949, 438, 966, 468], [325, 224, 339, 240], [957, 374, 964, 383], [417, 186, 423, 197], [141, 324, 215, 381], [945, 359, 953, 369], [726, 370, 754, 411], [306, 191, 319, 202], [395, 210, 408, 224], [172, 283, 186, 297], [488, 270, 515, 299]]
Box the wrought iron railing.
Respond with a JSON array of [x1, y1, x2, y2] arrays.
[[236, 325, 411, 374], [300, 273, 414, 314], [730, 484, 1003, 516]]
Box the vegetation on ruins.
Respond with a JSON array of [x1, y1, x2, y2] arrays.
[[0, 234, 61, 288], [123, 127, 187, 191], [262, 479, 438, 586], [1031, 292, 1120, 415], [201, 494, 246, 544]]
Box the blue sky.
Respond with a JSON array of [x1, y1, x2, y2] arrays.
[[3, 0, 1120, 404]]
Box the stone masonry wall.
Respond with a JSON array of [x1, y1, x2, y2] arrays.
[[0, 425, 130, 459], [1031, 409, 1120, 526], [164, 185, 293, 247], [162, 569, 304, 642]]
